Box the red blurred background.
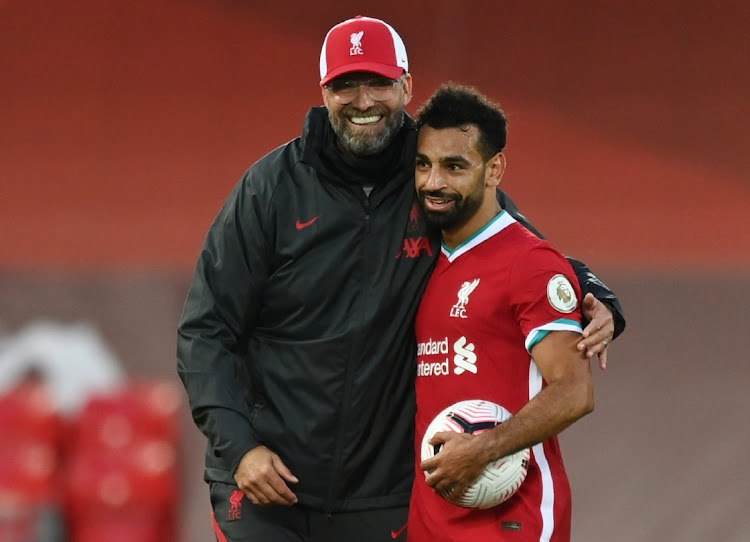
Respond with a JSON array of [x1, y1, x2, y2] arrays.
[[1, 1, 749, 541]]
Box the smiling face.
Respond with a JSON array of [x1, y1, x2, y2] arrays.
[[322, 71, 412, 157], [415, 124, 505, 246]]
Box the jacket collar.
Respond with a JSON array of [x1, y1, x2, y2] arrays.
[[300, 106, 417, 195]]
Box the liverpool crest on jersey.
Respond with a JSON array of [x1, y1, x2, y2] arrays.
[[450, 279, 480, 318]]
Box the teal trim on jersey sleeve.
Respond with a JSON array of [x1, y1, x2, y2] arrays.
[[525, 318, 584, 353], [557, 318, 583, 329], [527, 330, 550, 352]]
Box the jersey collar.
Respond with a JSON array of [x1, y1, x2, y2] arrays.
[[441, 210, 517, 263]]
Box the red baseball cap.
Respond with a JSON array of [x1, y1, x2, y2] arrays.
[[319, 16, 409, 85]]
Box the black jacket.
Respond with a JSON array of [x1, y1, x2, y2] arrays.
[[177, 106, 625, 512]]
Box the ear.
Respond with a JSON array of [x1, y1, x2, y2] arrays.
[[401, 73, 413, 106], [321, 84, 330, 107], [485, 152, 506, 188]]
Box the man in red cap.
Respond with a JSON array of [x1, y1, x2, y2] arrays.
[[177, 15, 625, 542], [318, 16, 414, 160]]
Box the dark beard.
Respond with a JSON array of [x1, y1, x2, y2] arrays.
[[328, 106, 405, 157], [418, 183, 485, 230]]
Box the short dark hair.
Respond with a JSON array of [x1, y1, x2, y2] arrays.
[[416, 83, 507, 161]]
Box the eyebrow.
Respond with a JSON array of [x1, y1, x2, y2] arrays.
[[438, 155, 470, 166], [415, 153, 471, 166]]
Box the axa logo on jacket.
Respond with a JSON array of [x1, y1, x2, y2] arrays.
[[395, 237, 432, 259], [396, 202, 433, 258]]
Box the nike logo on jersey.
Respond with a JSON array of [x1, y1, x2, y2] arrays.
[[295, 216, 319, 230]]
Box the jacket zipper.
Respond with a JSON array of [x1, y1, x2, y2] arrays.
[[325, 193, 371, 512]]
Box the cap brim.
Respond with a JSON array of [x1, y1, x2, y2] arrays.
[[321, 63, 405, 85]]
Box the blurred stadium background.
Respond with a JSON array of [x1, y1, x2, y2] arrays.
[[1, 1, 748, 541]]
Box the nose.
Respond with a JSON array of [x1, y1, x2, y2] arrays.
[[349, 83, 376, 109], [421, 167, 446, 192]]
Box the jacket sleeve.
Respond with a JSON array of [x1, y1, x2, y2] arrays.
[[498, 189, 626, 339], [177, 171, 271, 474]]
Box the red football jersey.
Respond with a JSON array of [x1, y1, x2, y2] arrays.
[[409, 211, 583, 542]]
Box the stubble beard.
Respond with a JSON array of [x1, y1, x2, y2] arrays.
[[418, 176, 486, 231], [329, 105, 405, 157]]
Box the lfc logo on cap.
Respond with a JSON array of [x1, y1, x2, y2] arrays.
[[349, 31, 364, 55]]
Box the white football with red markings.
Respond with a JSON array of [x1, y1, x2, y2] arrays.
[[421, 399, 530, 509]]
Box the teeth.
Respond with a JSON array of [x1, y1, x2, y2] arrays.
[[349, 115, 381, 125]]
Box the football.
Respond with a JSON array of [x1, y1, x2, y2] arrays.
[[420, 399, 530, 509]]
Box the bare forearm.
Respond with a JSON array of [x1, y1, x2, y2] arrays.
[[479, 376, 594, 463]]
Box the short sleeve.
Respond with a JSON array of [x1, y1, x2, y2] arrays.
[[508, 243, 584, 353]]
